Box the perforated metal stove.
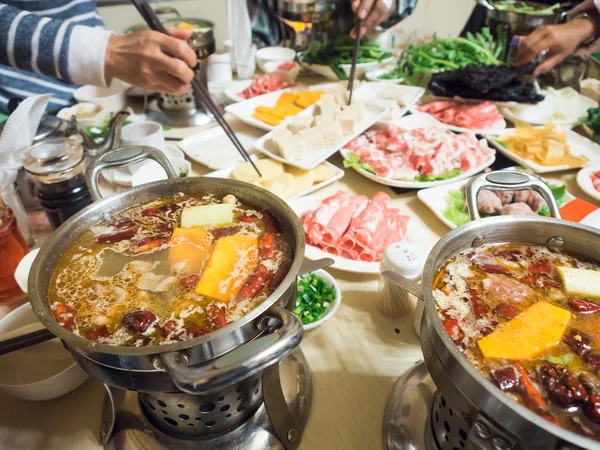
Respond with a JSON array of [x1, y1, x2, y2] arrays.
[[100, 349, 311, 450]]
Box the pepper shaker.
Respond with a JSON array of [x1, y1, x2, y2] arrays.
[[378, 242, 423, 317]]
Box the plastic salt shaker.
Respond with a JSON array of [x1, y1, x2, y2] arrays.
[[378, 242, 424, 320]]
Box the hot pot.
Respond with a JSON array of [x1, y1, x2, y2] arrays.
[[27, 146, 312, 396], [384, 170, 600, 450]]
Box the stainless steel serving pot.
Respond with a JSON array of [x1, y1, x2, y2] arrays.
[[27, 146, 313, 395], [484, 0, 566, 35], [384, 170, 600, 450]]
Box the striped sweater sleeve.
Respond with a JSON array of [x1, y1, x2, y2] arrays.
[[0, 2, 112, 87]]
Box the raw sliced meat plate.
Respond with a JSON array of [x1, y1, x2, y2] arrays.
[[240, 74, 299, 99], [591, 171, 600, 193], [417, 99, 503, 130], [343, 124, 494, 181], [302, 191, 410, 263]]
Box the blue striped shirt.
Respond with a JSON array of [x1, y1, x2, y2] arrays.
[[0, 0, 105, 113]]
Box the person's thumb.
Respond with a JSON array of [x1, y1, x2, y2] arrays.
[[165, 26, 192, 40]]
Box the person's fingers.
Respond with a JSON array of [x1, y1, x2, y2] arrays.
[[516, 29, 552, 66], [533, 51, 568, 75], [165, 26, 192, 40], [356, 0, 375, 19], [361, 1, 388, 37], [351, 0, 361, 13], [158, 34, 197, 67], [159, 54, 196, 83], [155, 75, 192, 95]]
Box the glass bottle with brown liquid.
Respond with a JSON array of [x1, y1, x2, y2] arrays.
[[0, 190, 29, 304]]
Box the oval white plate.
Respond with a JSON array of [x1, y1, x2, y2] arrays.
[[288, 195, 416, 274], [298, 269, 342, 331], [418, 175, 576, 230], [365, 68, 404, 84], [340, 113, 496, 189], [224, 80, 254, 103], [410, 103, 507, 135], [576, 164, 600, 203]]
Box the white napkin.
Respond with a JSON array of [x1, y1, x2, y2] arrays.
[[227, 0, 255, 79], [0, 94, 52, 170]]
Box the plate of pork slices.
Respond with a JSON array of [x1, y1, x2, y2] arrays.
[[288, 191, 416, 274]]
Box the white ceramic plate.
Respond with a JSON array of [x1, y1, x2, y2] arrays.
[[365, 67, 404, 84], [131, 158, 192, 186], [288, 195, 416, 274], [298, 269, 342, 331], [417, 175, 576, 230], [253, 101, 388, 170], [205, 160, 344, 202], [225, 87, 311, 131], [298, 53, 393, 81], [341, 113, 496, 189], [500, 91, 596, 129], [178, 122, 265, 170], [487, 128, 600, 174], [576, 164, 600, 203], [102, 144, 184, 186]]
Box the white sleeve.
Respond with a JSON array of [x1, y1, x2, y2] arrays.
[[68, 25, 113, 87]]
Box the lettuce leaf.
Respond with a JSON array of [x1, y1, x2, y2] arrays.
[[343, 152, 375, 173], [410, 168, 463, 182], [538, 183, 567, 217], [443, 190, 471, 227], [546, 353, 574, 366]]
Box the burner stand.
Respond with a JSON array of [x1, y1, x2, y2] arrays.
[[101, 349, 311, 450], [383, 362, 476, 450]]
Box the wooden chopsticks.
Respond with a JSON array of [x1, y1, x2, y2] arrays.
[[130, 0, 262, 177], [347, 19, 362, 106]]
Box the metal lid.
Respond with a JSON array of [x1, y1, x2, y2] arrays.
[[22, 138, 84, 176], [35, 115, 78, 141], [380, 242, 423, 280]]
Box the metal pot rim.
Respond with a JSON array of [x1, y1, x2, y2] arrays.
[[422, 215, 600, 449], [28, 176, 305, 356]]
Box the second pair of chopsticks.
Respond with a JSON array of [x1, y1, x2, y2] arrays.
[[130, 0, 262, 177], [347, 19, 363, 106]]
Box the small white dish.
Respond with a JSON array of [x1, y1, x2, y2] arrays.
[[73, 80, 128, 110], [0, 304, 88, 401], [298, 53, 393, 80], [263, 60, 301, 82], [205, 160, 344, 201], [13, 248, 40, 294], [287, 195, 416, 274], [298, 269, 342, 331], [576, 164, 600, 203], [131, 157, 192, 186], [103, 143, 184, 186], [417, 175, 576, 230], [487, 128, 600, 174], [56, 103, 102, 121], [253, 101, 388, 170], [120, 121, 166, 174], [341, 113, 496, 189], [581, 78, 600, 102], [255, 46, 296, 72], [365, 67, 404, 84]]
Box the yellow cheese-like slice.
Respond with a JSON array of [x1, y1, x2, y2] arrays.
[[196, 235, 258, 302], [477, 301, 571, 360]]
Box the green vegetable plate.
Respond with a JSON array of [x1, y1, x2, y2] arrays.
[[298, 52, 393, 81], [294, 269, 342, 330], [417, 173, 575, 230]]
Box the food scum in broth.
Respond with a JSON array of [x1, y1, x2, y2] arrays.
[[49, 194, 292, 347], [434, 243, 600, 440]]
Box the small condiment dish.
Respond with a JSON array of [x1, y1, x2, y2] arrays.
[[132, 157, 192, 186], [298, 269, 342, 331], [73, 80, 128, 110], [0, 304, 88, 401], [255, 46, 296, 72]]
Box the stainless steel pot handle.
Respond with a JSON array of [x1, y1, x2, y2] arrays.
[[465, 170, 561, 221], [154, 6, 181, 19], [159, 305, 303, 395], [85, 145, 178, 202]]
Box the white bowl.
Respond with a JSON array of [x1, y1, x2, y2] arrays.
[[0, 304, 88, 401], [131, 157, 192, 186], [73, 79, 128, 110], [263, 60, 301, 82], [297, 269, 342, 331], [365, 67, 403, 84], [255, 46, 296, 72]]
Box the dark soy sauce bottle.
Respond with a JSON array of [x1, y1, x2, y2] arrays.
[[22, 138, 92, 230]]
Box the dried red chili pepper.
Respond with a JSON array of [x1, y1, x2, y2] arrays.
[[86, 326, 110, 342], [96, 227, 139, 244], [477, 263, 510, 275], [179, 274, 200, 290], [467, 289, 486, 319], [122, 311, 157, 334], [568, 299, 600, 314], [530, 259, 552, 275], [494, 303, 518, 319], [564, 328, 594, 356], [540, 363, 588, 407]]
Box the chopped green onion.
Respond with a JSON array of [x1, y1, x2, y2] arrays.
[[293, 273, 337, 325]]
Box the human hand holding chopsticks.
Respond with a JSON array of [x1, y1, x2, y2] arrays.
[[350, 0, 396, 38], [104, 26, 197, 95]]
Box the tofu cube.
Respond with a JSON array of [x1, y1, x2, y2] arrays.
[[336, 110, 358, 134], [288, 116, 314, 134], [320, 103, 341, 117], [299, 127, 327, 154], [318, 121, 343, 148], [278, 135, 306, 160], [271, 126, 294, 153], [315, 115, 335, 127], [320, 94, 339, 105], [342, 101, 364, 121]]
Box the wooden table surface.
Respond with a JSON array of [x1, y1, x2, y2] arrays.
[[0, 82, 597, 450]]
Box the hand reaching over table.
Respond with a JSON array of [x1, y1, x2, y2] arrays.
[[105, 27, 198, 95], [351, 0, 397, 38]]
